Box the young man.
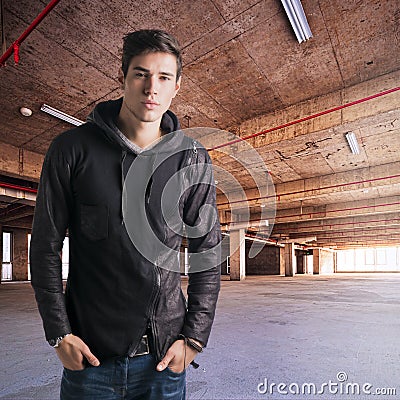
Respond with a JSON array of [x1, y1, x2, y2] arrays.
[[30, 30, 221, 400]]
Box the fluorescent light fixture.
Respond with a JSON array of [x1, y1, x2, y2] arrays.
[[345, 131, 360, 155], [40, 104, 84, 126], [281, 0, 313, 43]]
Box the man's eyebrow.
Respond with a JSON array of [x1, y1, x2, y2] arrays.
[[132, 66, 175, 77]]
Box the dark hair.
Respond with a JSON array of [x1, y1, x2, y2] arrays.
[[122, 30, 182, 81]]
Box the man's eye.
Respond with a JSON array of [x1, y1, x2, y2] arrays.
[[135, 72, 145, 78], [160, 76, 171, 81]]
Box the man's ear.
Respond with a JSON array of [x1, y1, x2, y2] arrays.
[[173, 76, 181, 98], [118, 68, 125, 88]]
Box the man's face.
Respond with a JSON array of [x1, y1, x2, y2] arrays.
[[119, 52, 181, 125]]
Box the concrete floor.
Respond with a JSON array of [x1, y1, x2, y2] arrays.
[[0, 274, 399, 400]]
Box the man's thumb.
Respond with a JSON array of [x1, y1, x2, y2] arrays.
[[157, 353, 173, 372], [82, 347, 100, 367]]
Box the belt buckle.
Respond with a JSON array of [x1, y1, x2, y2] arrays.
[[134, 334, 150, 356]]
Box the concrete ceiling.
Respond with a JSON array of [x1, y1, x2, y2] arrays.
[[0, 0, 399, 249]]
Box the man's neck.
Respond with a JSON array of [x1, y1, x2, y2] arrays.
[[116, 105, 163, 149]]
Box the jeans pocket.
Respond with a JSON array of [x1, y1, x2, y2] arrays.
[[166, 365, 186, 377], [64, 366, 86, 374]]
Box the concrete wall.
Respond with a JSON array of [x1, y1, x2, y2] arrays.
[[245, 241, 283, 275], [220, 236, 230, 275], [320, 249, 335, 274], [12, 229, 29, 281], [313, 248, 335, 275], [296, 250, 305, 274]]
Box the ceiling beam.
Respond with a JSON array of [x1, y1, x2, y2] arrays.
[[217, 161, 400, 211], [272, 212, 400, 234], [0, 141, 43, 181]]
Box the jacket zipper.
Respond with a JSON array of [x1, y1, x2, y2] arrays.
[[148, 143, 196, 361], [120, 150, 127, 224]]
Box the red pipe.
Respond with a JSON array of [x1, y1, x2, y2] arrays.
[[0, 182, 37, 193], [319, 235, 400, 241], [245, 232, 399, 244], [4, 180, 397, 226], [275, 174, 400, 202], [221, 203, 400, 227], [208, 86, 400, 151], [296, 226, 400, 236], [218, 173, 400, 206], [0, 0, 61, 67], [276, 201, 400, 220], [272, 218, 400, 231]]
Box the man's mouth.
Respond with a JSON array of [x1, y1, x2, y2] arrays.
[[142, 100, 160, 110]]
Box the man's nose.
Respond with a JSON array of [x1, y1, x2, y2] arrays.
[[144, 76, 158, 95]]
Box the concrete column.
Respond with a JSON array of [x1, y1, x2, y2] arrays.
[[296, 251, 305, 274], [279, 247, 285, 275], [313, 248, 334, 274], [313, 249, 321, 274], [230, 228, 246, 280], [12, 229, 29, 281], [284, 243, 296, 276], [0, 224, 2, 284], [313, 249, 321, 275]]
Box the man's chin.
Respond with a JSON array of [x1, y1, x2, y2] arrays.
[[138, 108, 166, 122], [123, 102, 165, 124], [138, 113, 164, 124]]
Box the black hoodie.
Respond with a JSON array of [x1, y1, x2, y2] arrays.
[[30, 98, 221, 361]]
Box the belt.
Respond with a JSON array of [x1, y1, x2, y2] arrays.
[[128, 334, 151, 357]]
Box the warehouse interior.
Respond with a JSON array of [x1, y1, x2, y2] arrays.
[[1, 0, 399, 281], [0, 1, 399, 399]]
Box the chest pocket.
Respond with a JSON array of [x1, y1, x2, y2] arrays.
[[80, 204, 109, 241]]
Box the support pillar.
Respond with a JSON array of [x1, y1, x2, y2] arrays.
[[0, 224, 2, 284], [12, 229, 29, 281], [279, 247, 285, 275], [230, 228, 246, 280], [313, 248, 321, 274], [313, 248, 334, 274], [284, 243, 296, 276]]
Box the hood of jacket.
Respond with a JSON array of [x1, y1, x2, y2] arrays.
[[87, 97, 183, 156]]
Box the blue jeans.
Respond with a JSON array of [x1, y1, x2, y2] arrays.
[[60, 354, 186, 400]]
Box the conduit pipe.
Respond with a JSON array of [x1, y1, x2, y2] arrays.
[[4, 177, 398, 219], [275, 174, 400, 202], [318, 235, 400, 241], [0, 182, 37, 193], [274, 201, 400, 221], [208, 86, 400, 151], [219, 173, 400, 206], [9, 172, 397, 201], [321, 238, 400, 242], [289, 226, 400, 237], [221, 203, 400, 227], [0, 0, 61, 66], [272, 217, 400, 231]]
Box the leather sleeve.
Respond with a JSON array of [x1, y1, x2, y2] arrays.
[[30, 137, 72, 340], [181, 147, 221, 346]]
